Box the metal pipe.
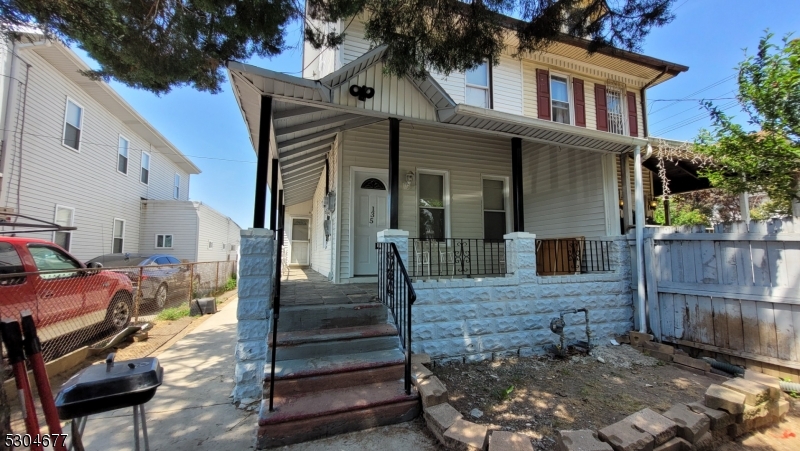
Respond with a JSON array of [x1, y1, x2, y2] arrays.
[[634, 144, 647, 333]]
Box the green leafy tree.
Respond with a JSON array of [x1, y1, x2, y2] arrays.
[[0, 0, 677, 94], [695, 34, 800, 214]]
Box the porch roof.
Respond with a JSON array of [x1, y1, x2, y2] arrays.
[[228, 49, 649, 206]]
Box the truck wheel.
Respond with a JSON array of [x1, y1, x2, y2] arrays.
[[154, 283, 169, 309], [106, 292, 132, 331]]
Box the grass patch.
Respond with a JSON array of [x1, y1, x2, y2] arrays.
[[156, 303, 191, 321]]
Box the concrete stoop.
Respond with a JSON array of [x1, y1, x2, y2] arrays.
[[554, 331, 792, 451], [257, 303, 421, 448]]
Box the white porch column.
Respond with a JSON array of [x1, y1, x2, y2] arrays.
[[634, 145, 647, 334], [503, 232, 536, 277], [233, 228, 275, 405], [377, 229, 409, 269]]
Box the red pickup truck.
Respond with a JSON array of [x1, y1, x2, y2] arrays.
[[0, 237, 134, 343]]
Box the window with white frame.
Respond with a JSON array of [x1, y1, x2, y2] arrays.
[[174, 173, 181, 199], [53, 206, 75, 251], [606, 85, 626, 135], [465, 62, 490, 109], [118, 136, 129, 174], [418, 171, 448, 240], [208, 241, 213, 250], [482, 178, 507, 241], [155, 234, 173, 248], [62, 99, 83, 151], [141, 151, 151, 184], [112, 219, 125, 253], [550, 75, 571, 124]]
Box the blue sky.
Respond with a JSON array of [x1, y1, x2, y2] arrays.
[[79, 0, 799, 229]]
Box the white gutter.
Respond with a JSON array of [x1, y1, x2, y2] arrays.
[[0, 41, 19, 204], [634, 144, 651, 334]]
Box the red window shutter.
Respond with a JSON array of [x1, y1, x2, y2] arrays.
[[595, 84, 608, 132], [627, 92, 639, 137], [536, 68, 551, 120], [573, 78, 586, 127]]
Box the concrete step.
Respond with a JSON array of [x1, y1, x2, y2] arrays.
[[270, 362, 405, 399], [257, 380, 420, 448], [277, 303, 387, 332], [275, 335, 402, 361], [271, 323, 398, 346], [270, 348, 405, 380]]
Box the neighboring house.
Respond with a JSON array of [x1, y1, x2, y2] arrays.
[[139, 200, 242, 262], [0, 34, 236, 263]]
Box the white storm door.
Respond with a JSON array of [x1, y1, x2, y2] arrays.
[[353, 172, 388, 276], [290, 218, 310, 266]]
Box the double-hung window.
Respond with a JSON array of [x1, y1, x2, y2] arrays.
[[62, 99, 83, 151], [53, 206, 75, 251], [155, 234, 173, 249], [174, 174, 181, 199], [482, 178, 507, 241], [418, 171, 448, 240], [606, 86, 626, 135], [112, 219, 125, 253], [550, 75, 571, 124], [118, 136, 129, 174], [465, 62, 490, 109], [141, 151, 151, 184]]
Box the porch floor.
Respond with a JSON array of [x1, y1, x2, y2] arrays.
[[280, 268, 378, 306]]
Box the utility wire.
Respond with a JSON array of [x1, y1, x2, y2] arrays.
[[648, 90, 737, 126], [648, 74, 736, 115], [652, 100, 740, 136]]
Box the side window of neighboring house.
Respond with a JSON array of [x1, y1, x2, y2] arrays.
[[230, 244, 236, 252], [418, 171, 448, 240], [141, 151, 151, 184], [208, 241, 213, 249], [156, 234, 173, 248], [482, 178, 507, 241], [113, 219, 125, 253], [174, 173, 181, 199], [53, 206, 75, 251], [62, 99, 83, 151], [118, 136, 129, 174], [465, 62, 490, 109]]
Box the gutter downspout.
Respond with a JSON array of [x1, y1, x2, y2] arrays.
[[640, 66, 670, 138], [634, 144, 652, 334]]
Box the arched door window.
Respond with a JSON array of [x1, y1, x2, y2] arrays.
[[361, 178, 386, 190]]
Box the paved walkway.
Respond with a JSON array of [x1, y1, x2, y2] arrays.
[[280, 268, 377, 306], [78, 294, 435, 451]]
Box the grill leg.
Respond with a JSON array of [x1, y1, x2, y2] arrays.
[[133, 405, 140, 451], [69, 417, 86, 451], [140, 404, 150, 451]]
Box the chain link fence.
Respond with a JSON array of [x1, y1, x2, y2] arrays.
[[0, 260, 236, 362]]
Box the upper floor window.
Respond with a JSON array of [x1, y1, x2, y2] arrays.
[[118, 136, 129, 174], [62, 99, 83, 151], [141, 151, 151, 184], [550, 75, 571, 124], [606, 86, 625, 135], [465, 62, 490, 109], [174, 173, 181, 199]]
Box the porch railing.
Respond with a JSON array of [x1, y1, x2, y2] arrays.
[[536, 238, 613, 276], [408, 238, 511, 278], [376, 242, 416, 395], [268, 227, 284, 412]]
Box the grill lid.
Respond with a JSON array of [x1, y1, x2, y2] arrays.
[[56, 354, 163, 409]]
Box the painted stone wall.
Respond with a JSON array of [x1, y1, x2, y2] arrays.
[[409, 233, 633, 363], [233, 228, 275, 405]]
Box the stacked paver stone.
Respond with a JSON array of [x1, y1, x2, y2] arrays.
[[705, 371, 790, 439]]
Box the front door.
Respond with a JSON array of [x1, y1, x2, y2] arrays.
[[290, 218, 310, 266], [353, 171, 388, 276]]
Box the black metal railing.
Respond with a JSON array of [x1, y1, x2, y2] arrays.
[[376, 242, 416, 395], [535, 238, 613, 276], [268, 227, 284, 412], [408, 238, 511, 278]]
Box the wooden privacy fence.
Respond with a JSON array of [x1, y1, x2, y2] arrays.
[[643, 218, 800, 372]]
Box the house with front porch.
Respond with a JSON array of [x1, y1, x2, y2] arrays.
[[228, 14, 687, 448]]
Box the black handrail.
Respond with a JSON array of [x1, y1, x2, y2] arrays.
[[268, 227, 284, 412], [376, 242, 416, 395], [408, 238, 510, 278]]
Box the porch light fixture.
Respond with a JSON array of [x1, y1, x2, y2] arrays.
[[649, 198, 659, 210], [349, 85, 375, 101], [619, 199, 624, 209], [404, 171, 415, 190]]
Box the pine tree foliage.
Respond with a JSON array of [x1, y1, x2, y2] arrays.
[[1, 0, 676, 94]]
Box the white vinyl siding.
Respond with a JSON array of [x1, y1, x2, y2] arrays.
[[0, 48, 192, 261], [196, 202, 241, 262], [492, 53, 523, 115], [308, 136, 338, 279], [338, 121, 512, 279], [139, 200, 199, 261], [340, 18, 372, 66], [521, 142, 608, 238]]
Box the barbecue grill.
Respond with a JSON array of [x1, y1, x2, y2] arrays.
[[56, 353, 163, 451]]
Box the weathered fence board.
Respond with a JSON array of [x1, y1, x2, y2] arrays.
[[645, 218, 800, 371]]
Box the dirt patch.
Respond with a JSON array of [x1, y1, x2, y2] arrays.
[[432, 345, 736, 450]]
